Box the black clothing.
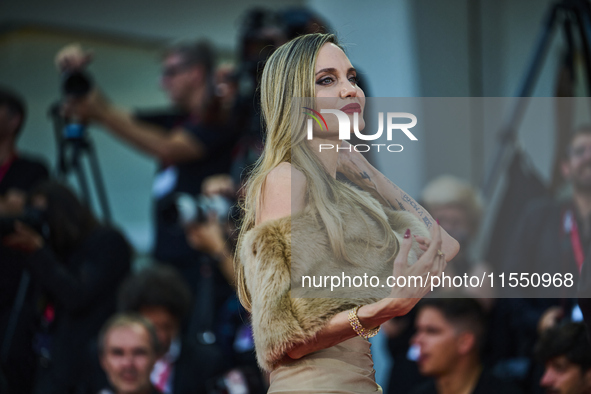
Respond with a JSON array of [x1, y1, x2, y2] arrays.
[[578, 246, 591, 341], [495, 197, 585, 392], [492, 198, 582, 365], [135, 109, 238, 356], [0, 154, 49, 394], [167, 340, 226, 394], [29, 226, 131, 394], [0, 154, 49, 196], [0, 154, 50, 312], [98, 385, 162, 394], [501, 197, 582, 297], [386, 309, 427, 394], [135, 109, 238, 263], [409, 368, 523, 394]]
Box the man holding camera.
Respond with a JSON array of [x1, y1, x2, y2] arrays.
[[56, 41, 239, 286], [3, 181, 132, 394]]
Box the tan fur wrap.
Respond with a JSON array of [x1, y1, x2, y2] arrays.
[[239, 204, 429, 371]]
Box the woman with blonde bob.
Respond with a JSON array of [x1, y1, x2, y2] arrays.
[[236, 33, 459, 393]]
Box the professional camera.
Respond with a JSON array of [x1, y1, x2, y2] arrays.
[[0, 208, 48, 238], [51, 70, 95, 141], [61, 70, 94, 98], [160, 193, 235, 226]]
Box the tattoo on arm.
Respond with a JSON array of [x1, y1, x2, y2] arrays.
[[396, 200, 406, 211], [368, 171, 434, 228], [401, 194, 422, 214], [401, 193, 434, 229], [383, 175, 400, 192]]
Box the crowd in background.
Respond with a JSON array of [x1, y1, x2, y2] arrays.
[[1, 5, 591, 394]]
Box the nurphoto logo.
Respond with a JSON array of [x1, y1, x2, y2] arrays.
[[303, 107, 418, 153]]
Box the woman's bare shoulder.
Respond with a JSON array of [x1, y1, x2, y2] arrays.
[[266, 162, 306, 185], [257, 162, 307, 225]]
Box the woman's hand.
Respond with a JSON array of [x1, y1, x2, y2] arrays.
[[413, 235, 430, 253], [388, 222, 446, 316], [2, 221, 44, 254]]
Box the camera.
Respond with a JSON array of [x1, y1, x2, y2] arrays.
[[53, 70, 95, 141], [62, 70, 93, 98], [0, 208, 48, 238], [160, 193, 235, 226]]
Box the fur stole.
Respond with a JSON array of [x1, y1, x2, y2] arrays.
[[239, 200, 429, 371]]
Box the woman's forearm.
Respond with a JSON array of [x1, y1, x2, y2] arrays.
[[287, 298, 411, 360], [340, 157, 459, 259], [366, 166, 433, 227]]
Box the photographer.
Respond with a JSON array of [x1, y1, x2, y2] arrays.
[[0, 86, 50, 393], [55, 41, 239, 285], [179, 174, 239, 345], [184, 174, 237, 286], [181, 175, 264, 393], [2, 181, 131, 394]]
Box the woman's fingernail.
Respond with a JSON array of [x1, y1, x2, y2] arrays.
[[404, 229, 411, 238], [436, 219, 440, 225]]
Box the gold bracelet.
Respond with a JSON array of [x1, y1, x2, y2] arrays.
[[348, 306, 380, 340]]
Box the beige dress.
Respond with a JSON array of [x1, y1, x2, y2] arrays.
[[268, 337, 382, 393], [238, 182, 428, 393]]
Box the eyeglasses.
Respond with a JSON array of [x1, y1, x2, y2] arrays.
[[161, 63, 191, 78], [570, 144, 591, 159]]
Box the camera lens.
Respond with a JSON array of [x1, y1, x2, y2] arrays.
[[62, 71, 93, 97]]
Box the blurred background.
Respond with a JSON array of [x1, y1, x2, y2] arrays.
[[0, 0, 575, 253]]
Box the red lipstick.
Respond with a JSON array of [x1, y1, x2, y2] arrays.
[[340, 103, 362, 114]]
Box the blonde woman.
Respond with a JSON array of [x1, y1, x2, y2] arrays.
[[236, 33, 459, 393]]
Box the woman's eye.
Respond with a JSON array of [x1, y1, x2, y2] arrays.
[[349, 76, 359, 84], [317, 77, 334, 85]]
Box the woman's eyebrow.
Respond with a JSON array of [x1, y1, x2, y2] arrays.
[[316, 67, 336, 75], [315, 67, 357, 75]]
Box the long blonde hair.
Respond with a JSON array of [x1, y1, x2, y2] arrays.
[[235, 33, 398, 311]]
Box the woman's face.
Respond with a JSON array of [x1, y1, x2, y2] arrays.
[[312, 43, 366, 138]]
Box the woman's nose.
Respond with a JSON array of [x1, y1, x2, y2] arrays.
[[340, 82, 357, 98]]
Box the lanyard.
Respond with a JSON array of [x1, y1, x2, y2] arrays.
[[564, 210, 585, 274], [0, 152, 17, 184]]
